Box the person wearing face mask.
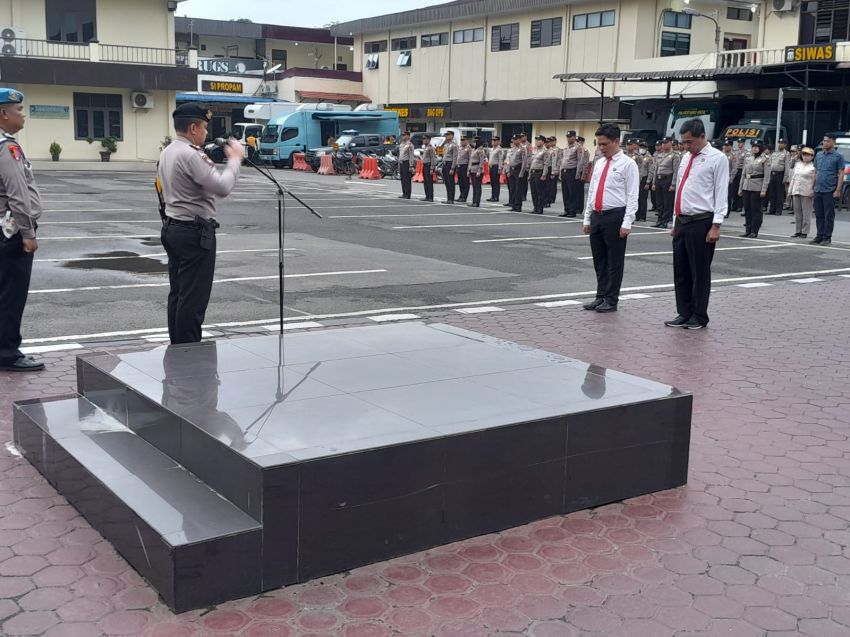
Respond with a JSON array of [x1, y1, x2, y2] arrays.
[[633, 140, 653, 222], [738, 140, 768, 238], [789, 147, 816, 239]]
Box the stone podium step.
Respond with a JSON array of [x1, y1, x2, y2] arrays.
[[13, 396, 262, 613]]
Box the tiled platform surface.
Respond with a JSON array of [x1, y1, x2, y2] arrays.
[[0, 279, 849, 636], [13, 323, 691, 611]]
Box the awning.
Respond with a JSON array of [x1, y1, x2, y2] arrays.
[[553, 66, 764, 83], [297, 90, 371, 103], [177, 92, 281, 104]]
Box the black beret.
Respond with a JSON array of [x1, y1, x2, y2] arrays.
[[172, 103, 212, 122]]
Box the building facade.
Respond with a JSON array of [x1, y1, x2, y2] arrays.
[[331, 0, 850, 142], [0, 0, 197, 161]]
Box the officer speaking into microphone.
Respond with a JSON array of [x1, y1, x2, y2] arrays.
[[157, 103, 242, 344], [0, 88, 44, 372]]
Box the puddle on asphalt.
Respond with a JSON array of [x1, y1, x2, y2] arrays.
[[61, 251, 168, 274]]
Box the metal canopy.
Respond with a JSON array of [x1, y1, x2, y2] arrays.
[[553, 66, 764, 83]]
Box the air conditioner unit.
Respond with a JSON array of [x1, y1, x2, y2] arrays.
[[259, 84, 277, 96], [131, 92, 155, 109], [772, 0, 794, 11], [0, 27, 26, 57]]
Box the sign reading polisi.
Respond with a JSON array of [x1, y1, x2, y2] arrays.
[[198, 58, 266, 75]]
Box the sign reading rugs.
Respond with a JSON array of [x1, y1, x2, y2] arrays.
[[201, 80, 245, 94], [785, 44, 835, 62]]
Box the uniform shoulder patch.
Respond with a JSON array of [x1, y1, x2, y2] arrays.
[[8, 144, 21, 162]]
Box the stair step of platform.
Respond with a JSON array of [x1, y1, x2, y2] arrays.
[[13, 396, 263, 613]]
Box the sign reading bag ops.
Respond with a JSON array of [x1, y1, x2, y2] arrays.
[[785, 44, 835, 63]]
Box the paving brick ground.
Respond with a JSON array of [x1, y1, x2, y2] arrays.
[[1, 278, 850, 636]]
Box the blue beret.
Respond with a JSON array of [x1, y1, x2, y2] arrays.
[[0, 89, 24, 105]]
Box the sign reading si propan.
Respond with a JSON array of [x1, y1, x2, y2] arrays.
[[202, 80, 245, 94], [198, 58, 265, 75], [785, 44, 836, 62], [29, 105, 70, 120]]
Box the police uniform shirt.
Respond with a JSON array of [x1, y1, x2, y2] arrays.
[[529, 147, 548, 171], [583, 151, 639, 228], [769, 149, 791, 176], [548, 145, 560, 175], [442, 140, 458, 164], [561, 143, 578, 169], [398, 140, 414, 163], [634, 151, 652, 179], [673, 144, 729, 225], [488, 146, 505, 168], [158, 136, 241, 222], [653, 150, 680, 185], [0, 128, 42, 239], [510, 145, 528, 176], [457, 144, 471, 166], [469, 147, 486, 175], [741, 153, 768, 192], [421, 144, 436, 166]]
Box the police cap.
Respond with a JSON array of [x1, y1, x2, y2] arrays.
[[722, 139, 732, 146], [172, 103, 213, 122], [493, 136, 500, 141], [638, 140, 648, 147], [661, 136, 673, 143], [566, 130, 577, 137], [510, 135, 519, 141], [576, 136, 585, 143], [0, 88, 24, 105], [778, 138, 786, 144], [751, 139, 763, 148], [547, 136, 556, 142]]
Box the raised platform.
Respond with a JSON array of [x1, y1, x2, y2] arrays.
[[13, 323, 692, 612]]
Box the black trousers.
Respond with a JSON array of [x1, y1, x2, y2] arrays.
[[400, 160, 412, 198], [529, 170, 544, 212], [767, 172, 785, 214], [443, 162, 455, 202], [162, 221, 216, 345], [470, 171, 483, 205], [742, 190, 764, 236], [423, 163, 434, 200], [520, 173, 529, 201], [562, 169, 576, 212], [656, 175, 674, 225], [547, 174, 558, 204], [673, 216, 716, 327], [571, 175, 585, 213], [0, 233, 34, 365], [489, 166, 501, 200], [589, 209, 628, 305], [730, 172, 743, 211], [637, 177, 649, 220], [508, 169, 522, 210], [456, 164, 469, 201]]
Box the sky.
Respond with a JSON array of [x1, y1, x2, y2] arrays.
[[177, 0, 453, 28]]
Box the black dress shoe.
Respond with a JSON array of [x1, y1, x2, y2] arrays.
[[467, 203, 480, 207], [532, 210, 543, 214], [822, 239, 832, 245], [740, 232, 751, 237], [583, 298, 604, 311], [664, 316, 689, 327], [503, 203, 513, 207], [0, 356, 45, 372], [595, 301, 618, 313], [791, 233, 802, 238], [558, 213, 570, 217], [810, 236, 823, 244], [682, 318, 705, 330], [444, 200, 454, 204], [800, 234, 807, 238], [653, 223, 664, 228], [512, 208, 522, 212]]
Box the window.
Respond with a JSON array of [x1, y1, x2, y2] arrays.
[[491, 23, 519, 51], [453, 28, 485, 44], [663, 11, 692, 29], [271, 49, 287, 70], [799, 0, 850, 43], [396, 51, 412, 66], [391, 36, 417, 51], [365, 54, 380, 70], [531, 18, 563, 47], [46, 0, 97, 42], [573, 10, 615, 30], [723, 37, 749, 50], [281, 127, 299, 142], [73, 93, 122, 140], [421, 32, 449, 47], [350, 136, 366, 147], [660, 31, 691, 56], [726, 7, 754, 21], [364, 40, 387, 53]]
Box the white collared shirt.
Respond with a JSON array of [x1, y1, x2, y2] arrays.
[[583, 150, 639, 229], [673, 143, 729, 227]]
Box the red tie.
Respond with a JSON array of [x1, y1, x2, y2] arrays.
[[594, 157, 612, 212], [674, 153, 696, 217]]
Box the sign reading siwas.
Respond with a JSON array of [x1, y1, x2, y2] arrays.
[[784, 44, 835, 62]]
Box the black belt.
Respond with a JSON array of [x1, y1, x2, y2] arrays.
[[677, 212, 713, 224], [165, 217, 219, 229], [530, 169, 543, 173], [657, 173, 673, 179], [594, 206, 626, 216]]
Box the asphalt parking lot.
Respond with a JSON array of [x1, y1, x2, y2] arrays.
[[23, 167, 850, 347]]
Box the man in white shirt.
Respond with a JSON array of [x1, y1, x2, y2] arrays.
[[583, 123, 639, 313], [665, 118, 728, 330]]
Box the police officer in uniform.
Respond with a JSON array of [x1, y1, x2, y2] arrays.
[[158, 103, 242, 344], [420, 134, 436, 202], [398, 131, 414, 199], [559, 131, 579, 216], [441, 131, 459, 204], [0, 88, 44, 372], [651, 136, 680, 228], [455, 137, 471, 202], [575, 136, 590, 213], [519, 132, 531, 202], [546, 136, 559, 207], [730, 139, 746, 212], [767, 138, 791, 215], [509, 136, 528, 212], [528, 135, 549, 214], [633, 140, 653, 222], [468, 137, 487, 207], [487, 136, 505, 201], [738, 139, 768, 238]]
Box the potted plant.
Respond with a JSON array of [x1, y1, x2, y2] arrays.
[[160, 135, 172, 151], [49, 142, 62, 162], [100, 136, 118, 162]]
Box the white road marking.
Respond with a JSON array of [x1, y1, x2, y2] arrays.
[[22, 267, 850, 346], [790, 277, 824, 283], [737, 282, 773, 288], [35, 248, 293, 264], [41, 208, 134, 213], [473, 231, 661, 244], [145, 331, 212, 342], [576, 243, 789, 260], [332, 211, 514, 219], [840, 274, 850, 278], [454, 306, 504, 314], [20, 343, 83, 355], [29, 269, 388, 294], [536, 300, 583, 308], [369, 313, 421, 322], [394, 221, 574, 230], [620, 294, 653, 299], [266, 321, 324, 331], [38, 234, 167, 241], [38, 220, 162, 225]]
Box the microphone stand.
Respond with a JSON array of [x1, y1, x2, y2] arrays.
[[240, 156, 323, 336]]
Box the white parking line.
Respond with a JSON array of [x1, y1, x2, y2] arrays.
[[38, 220, 162, 225], [454, 306, 504, 314], [369, 313, 421, 322], [536, 300, 583, 308], [620, 294, 653, 299], [576, 243, 790, 260], [393, 220, 574, 230], [473, 231, 662, 243], [332, 211, 514, 219], [267, 321, 324, 331], [737, 282, 773, 288], [41, 208, 134, 213], [38, 234, 170, 241], [20, 343, 83, 355], [790, 277, 824, 283]]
